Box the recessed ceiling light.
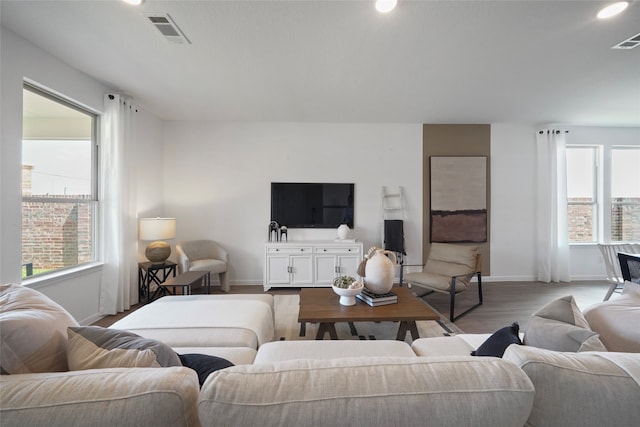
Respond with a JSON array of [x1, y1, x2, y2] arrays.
[[375, 0, 398, 14], [597, 2, 628, 19], [122, 0, 144, 5]]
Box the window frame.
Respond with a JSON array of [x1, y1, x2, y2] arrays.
[[609, 145, 640, 243], [21, 83, 100, 279], [567, 143, 640, 245], [566, 145, 599, 243]]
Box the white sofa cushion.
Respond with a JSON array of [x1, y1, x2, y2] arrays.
[[0, 283, 79, 374], [503, 344, 640, 427], [0, 367, 200, 427], [412, 332, 527, 357], [412, 335, 483, 357], [254, 340, 416, 364], [583, 281, 640, 352], [198, 357, 534, 427]]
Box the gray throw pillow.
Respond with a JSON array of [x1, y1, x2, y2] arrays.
[[523, 295, 606, 352], [67, 326, 182, 370]]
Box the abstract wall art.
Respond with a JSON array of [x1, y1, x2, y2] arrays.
[[430, 156, 487, 243]]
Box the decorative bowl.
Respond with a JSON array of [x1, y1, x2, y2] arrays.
[[332, 281, 364, 306]]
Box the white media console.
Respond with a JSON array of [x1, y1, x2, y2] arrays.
[[264, 240, 364, 291]]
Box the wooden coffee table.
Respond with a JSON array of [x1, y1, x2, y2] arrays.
[[297, 287, 440, 341]]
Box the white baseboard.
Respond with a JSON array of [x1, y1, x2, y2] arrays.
[[482, 275, 538, 282], [80, 313, 104, 326]]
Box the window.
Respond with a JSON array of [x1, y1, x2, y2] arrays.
[[611, 147, 640, 241], [567, 145, 640, 244], [567, 147, 598, 243], [22, 84, 98, 278]]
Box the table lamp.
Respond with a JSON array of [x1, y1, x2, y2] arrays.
[[139, 217, 176, 264]]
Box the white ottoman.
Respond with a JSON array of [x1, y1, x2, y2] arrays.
[[110, 295, 275, 365]]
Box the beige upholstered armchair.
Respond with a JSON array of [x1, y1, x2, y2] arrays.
[[402, 243, 482, 322], [176, 240, 230, 292]]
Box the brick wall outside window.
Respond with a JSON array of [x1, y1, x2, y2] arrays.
[[22, 198, 93, 269], [568, 198, 640, 242]]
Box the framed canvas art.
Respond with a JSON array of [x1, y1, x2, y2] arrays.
[[430, 156, 487, 243]]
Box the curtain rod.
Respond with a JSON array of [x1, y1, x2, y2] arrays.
[[106, 93, 139, 112], [538, 130, 569, 134]]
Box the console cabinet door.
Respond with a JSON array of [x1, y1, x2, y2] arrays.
[[266, 255, 291, 285], [314, 246, 362, 286], [314, 254, 338, 287], [337, 254, 361, 278], [290, 255, 313, 286]]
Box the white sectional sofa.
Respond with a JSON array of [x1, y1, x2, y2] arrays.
[[1, 283, 639, 427]]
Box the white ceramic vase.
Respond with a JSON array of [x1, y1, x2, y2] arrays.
[[337, 224, 350, 240], [364, 249, 397, 294]]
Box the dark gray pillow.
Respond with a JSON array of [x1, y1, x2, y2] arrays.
[[471, 322, 522, 357], [178, 353, 234, 387]]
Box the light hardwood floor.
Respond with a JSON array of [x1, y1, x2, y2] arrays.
[[94, 280, 612, 334]]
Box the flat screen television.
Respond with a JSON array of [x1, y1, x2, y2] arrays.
[[271, 182, 354, 229]]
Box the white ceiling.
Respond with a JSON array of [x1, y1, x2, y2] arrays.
[[2, 0, 639, 126]]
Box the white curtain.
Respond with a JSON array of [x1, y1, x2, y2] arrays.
[[99, 94, 138, 314], [536, 129, 571, 283]]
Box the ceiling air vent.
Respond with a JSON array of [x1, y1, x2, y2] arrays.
[[144, 13, 191, 45], [612, 32, 640, 49]]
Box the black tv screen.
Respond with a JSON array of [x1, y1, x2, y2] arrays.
[[271, 182, 354, 229]]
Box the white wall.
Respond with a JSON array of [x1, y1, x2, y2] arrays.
[[135, 110, 166, 262], [162, 122, 638, 284], [490, 123, 639, 281], [162, 122, 423, 284], [490, 124, 538, 280], [0, 27, 164, 322]]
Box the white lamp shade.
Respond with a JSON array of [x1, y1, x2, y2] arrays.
[[139, 218, 176, 241]]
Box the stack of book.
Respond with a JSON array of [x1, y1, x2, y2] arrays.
[[356, 288, 398, 306]]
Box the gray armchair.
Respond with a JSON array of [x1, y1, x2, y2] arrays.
[[176, 240, 230, 292], [402, 243, 482, 322]]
